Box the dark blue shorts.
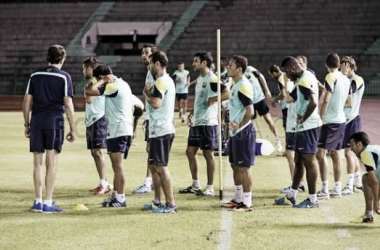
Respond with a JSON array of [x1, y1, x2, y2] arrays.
[[343, 115, 362, 148], [148, 133, 174, 166], [144, 120, 149, 142], [253, 99, 270, 118], [107, 136, 132, 159], [295, 127, 321, 154], [30, 129, 64, 153], [229, 123, 256, 167], [318, 123, 346, 150], [285, 132, 296, 151], [187, 125, 218, 150], [282, 108, 288, 129], [86, 116, 107, 150], [176, 93, 188, 101]]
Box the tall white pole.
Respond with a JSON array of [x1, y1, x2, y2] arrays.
[[217, 29, 223, 200]]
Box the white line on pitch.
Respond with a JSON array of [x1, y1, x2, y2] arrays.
[[218, 162, 234, 250], [322, 206, 352, 239]]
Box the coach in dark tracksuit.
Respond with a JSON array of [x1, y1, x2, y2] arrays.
[[22, 45, 75, 213]]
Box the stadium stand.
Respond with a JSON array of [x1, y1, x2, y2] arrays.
[[0, 2, 100, 95], [167, 0, 380, 95], [1, 0, 380, 100]]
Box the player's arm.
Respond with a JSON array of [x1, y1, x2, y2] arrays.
[[143, 81, 163, 110], [86, 79, 106, 96], [318, 81, 326, 105], [272, 87, 285, 108], [187, 109, 194, 126], [84, 79, 94, 104], [319, 75, 334, 119], [187, 74, 191, 85], [240, 104, 254, 129], [208, 82, 229, 105], [22, 94, 33, 138], [188, 79, 196, 87], [64, 97, 76, 142], [319, 91, 332, 119], [298, 93, 317, 124], [344, 91, 352, 108]]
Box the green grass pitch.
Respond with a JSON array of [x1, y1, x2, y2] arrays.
[[0, 112, 379, 250]]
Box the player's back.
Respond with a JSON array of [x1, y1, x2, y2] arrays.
[[104, 78, 133, 137], [361, 145, 380, 177], [345, 74, 365, 122], [26, 66, 73, 130], [244, 66, 265, 103], [324, 71, 350, 124], [27, 66, 72, 115], [149, 73, 175, 137]]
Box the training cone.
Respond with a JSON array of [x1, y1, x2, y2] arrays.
[[73, 204, 89, 211]]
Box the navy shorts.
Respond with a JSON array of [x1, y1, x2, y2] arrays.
[[176, 93, 188, 101], [318, 123, 346, 150], [148, 133, 174, 166], [295, 127, 321, 154], [187, 125, 218, 150], [107, 135, 132, 159], [253, 99, 270, 118], [282, 108, 288, 129], [343, 115, 362, 148], [229, 123, 256, 167], [86, 116, 107, 150], [30, 129, 64, 153], [285, 132, 296, 151], [144, 120, 149, 142]]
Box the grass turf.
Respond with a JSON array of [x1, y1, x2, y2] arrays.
[[0, 112, 379, 250]]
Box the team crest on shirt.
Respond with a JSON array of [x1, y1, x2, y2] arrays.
[[246, 75, 251, 79], [202, 82, 207, 88]]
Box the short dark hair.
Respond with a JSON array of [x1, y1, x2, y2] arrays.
[[178, 62, 184, 65], [269, 64, 281, 74], [150, 51, 169, 67], [92, 64, 113, 79], [142, 43, 158, 53], [83, 57, 99, 69], [281, 56, 296, 68], [194, 52, 213, 68], [231, 55, 248, 73], [46, 45, 66, 64], [341, 56, 357, 71], [326, 52, 340, 68], [350, 131, 370, 147]]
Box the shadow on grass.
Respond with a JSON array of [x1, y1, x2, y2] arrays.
[[274, 222, 379, 230]]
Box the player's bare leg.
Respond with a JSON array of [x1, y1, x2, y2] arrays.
[[263, 113, 282, 152]]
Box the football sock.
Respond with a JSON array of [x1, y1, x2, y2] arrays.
[[243, 192, 252, 207], [346, 174, 354, 190], [234, 185, 243, 203]]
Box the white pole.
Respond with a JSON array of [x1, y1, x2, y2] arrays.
[[217, 29, 223, 200]]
